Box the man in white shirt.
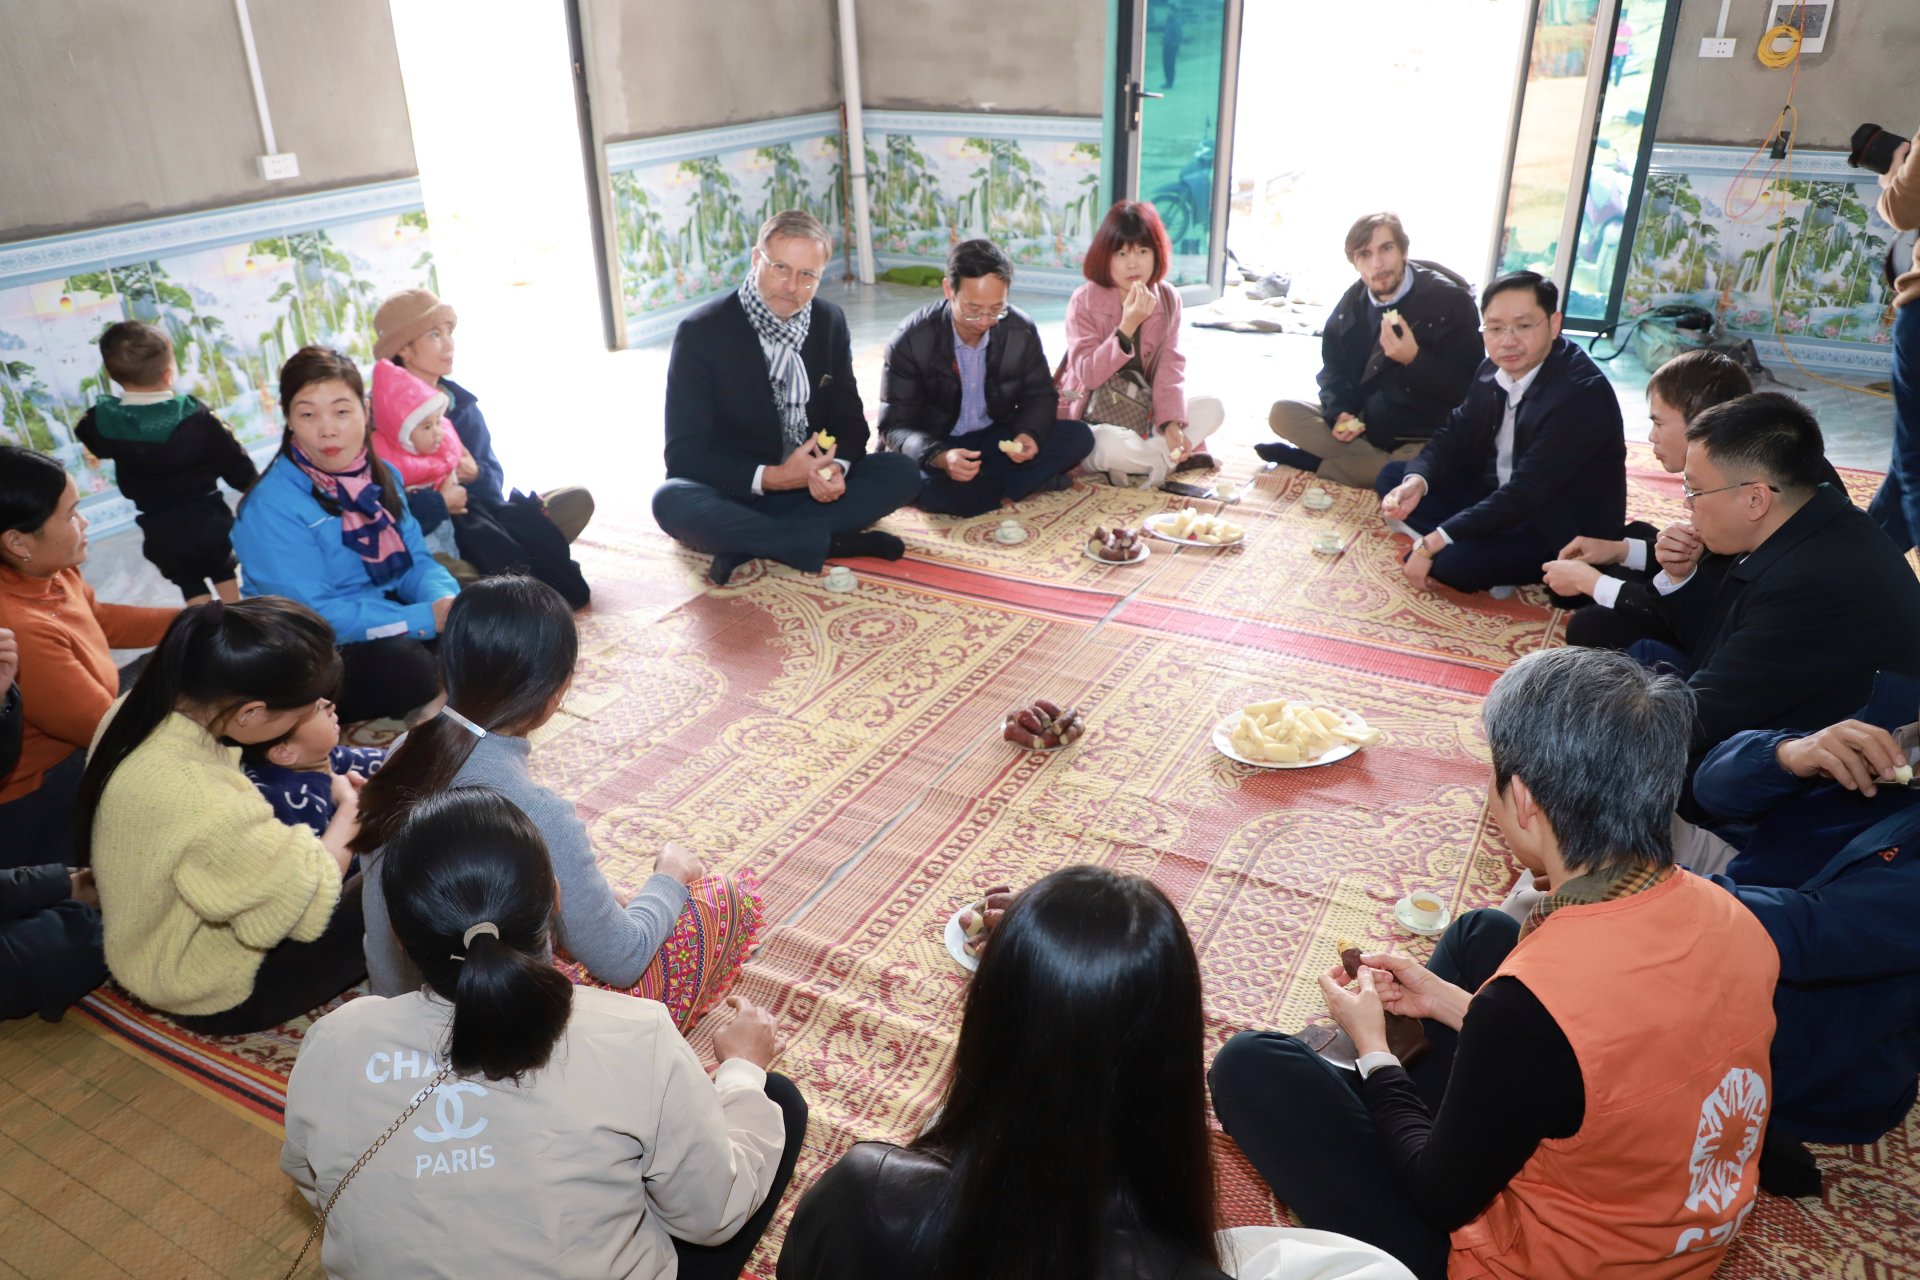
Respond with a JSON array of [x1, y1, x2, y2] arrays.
[[1377, 272, 1625, 595]]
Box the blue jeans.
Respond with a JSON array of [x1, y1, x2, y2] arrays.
[[652, 453, 923, 572], [1375, 461, 1559, 594], [1869, 303, 1920, 552], [914, 419, 1095, 517]]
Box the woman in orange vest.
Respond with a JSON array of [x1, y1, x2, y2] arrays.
[[1210, 646, 1779, 1280]]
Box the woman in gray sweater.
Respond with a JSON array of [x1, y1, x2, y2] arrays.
[[352, 576, 761, 1030]]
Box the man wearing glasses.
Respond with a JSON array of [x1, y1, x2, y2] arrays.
[[878, 239, 1093, 515], [1376, 271, 1624, 596], [1657, 392, 1920, 764], [655, 210, 922, 585]]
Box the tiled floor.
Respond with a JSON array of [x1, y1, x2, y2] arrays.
[[80, 278, 1898, 613]]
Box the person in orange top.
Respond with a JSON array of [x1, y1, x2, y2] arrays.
[[0, 446, 175, 865], [1211, 645, 1779, 1280]]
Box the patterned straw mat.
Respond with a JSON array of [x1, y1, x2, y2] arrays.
[[70, 443, 1919, 1280]]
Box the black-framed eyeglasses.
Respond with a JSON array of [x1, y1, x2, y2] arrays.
[[1681, 479, 1780, 504]]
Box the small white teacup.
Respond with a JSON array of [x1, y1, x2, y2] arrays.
[[1405, 891, 1446, 929]]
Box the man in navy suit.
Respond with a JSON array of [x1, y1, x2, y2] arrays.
[[1377, 271, 1625, 594], [652, 210, 922, 585]]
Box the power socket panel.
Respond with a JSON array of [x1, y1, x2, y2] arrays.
[[1699, 36, 1737, 58], [257, 152, 300, 181]]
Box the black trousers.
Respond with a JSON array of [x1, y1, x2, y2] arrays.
[[171, 875, 366, 1036], [335, 636, 441, 725], [0, 896, 107, 1022], [1208, 909, 1522, 1280], [673, 1071, 809, 1280], [1374, 462, 1560, 594], [914, 420, 1096, 517], [0, 749, 85, 870], [137, 493, 239, 599]]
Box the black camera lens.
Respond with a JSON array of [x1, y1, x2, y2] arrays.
[[1849, 123, 1907, 175]]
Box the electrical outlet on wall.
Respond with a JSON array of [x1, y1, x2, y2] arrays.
[[257, 153, 300, 181], [1699, 36, 1736, 58]]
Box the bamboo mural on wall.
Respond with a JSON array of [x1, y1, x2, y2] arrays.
[[1623, 147, 1900, 367], [0, 182, 436, 532], [607, 111, 1102, 346]]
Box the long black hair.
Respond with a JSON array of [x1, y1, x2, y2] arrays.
[[74, 598, 341, 864], [241, 345, 405, 519], [380, 787, 573, 1081], [352, 575, 578, 855], [912, 865, 1220, 1279]]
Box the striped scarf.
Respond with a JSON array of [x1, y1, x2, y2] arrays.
[[1520, 861, 1671, 940], [739, 272, 812, 447], [290, 445, 413, 585]]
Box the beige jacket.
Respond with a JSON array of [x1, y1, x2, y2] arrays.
[[281, 987, 784, 1279], [1880, 126, 1920, 308]]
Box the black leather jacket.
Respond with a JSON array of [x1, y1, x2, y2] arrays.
[[877, 300, 1061, 466]]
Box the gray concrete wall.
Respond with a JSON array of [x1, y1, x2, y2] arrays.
[[1656, 0, 1919, 149], [0, 0, 418, 241], [853, 0, 1105, 115], [584, 0, 1106, 143], [586, 0, 843, 142]]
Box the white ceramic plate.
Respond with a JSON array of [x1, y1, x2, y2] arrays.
[[1082, 541, 1151, 565], [1211, 708, 1368, 770], [1395, 895, 1451, 938], [944, 908, 981, 972], [1143, 512, 1246, 547]]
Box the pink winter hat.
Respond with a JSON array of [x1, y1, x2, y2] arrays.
[[371, 358, 450, 455]]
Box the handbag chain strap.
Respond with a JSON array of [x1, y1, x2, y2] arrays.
[[281, 1063, 456, 1278]]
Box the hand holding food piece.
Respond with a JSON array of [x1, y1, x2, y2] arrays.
[[1003, 698, 1086, 749], [1775, 720, 1908, 795], [1332, 416, 1367, 442], [1379, 476, 1424, 521], [1540, 558, 1603, 599], [1335, 938, 1433, 1065], [813, 430, 837, 451], [1378, 309, 1418, 364]]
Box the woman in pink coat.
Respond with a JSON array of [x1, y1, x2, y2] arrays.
[[1062, 201, 1225, 487]]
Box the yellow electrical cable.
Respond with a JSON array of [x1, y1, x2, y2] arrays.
[[1756, 22, 1803, 69], [1762, 129, 1895, 401]]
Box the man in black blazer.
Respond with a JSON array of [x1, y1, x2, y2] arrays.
[[1377, 271, 1625, 594], [1664, 393, 1920, 761], [878, 239, 1093, 517], [653, 211, 922, 585]]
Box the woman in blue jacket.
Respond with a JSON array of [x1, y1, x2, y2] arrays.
[[233, 346, 457, 723]]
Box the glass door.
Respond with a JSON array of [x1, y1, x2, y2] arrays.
[[1490, 0, 1683, 329], [1110, 0, 1242, 288]]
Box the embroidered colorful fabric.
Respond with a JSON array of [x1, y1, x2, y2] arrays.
[[553, 870, 764, 1031]]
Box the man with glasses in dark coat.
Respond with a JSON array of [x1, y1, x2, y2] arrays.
[[878, 239, 1093, 516]]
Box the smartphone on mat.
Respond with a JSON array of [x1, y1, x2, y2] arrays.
[[1159, 481, 1217, 499]]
